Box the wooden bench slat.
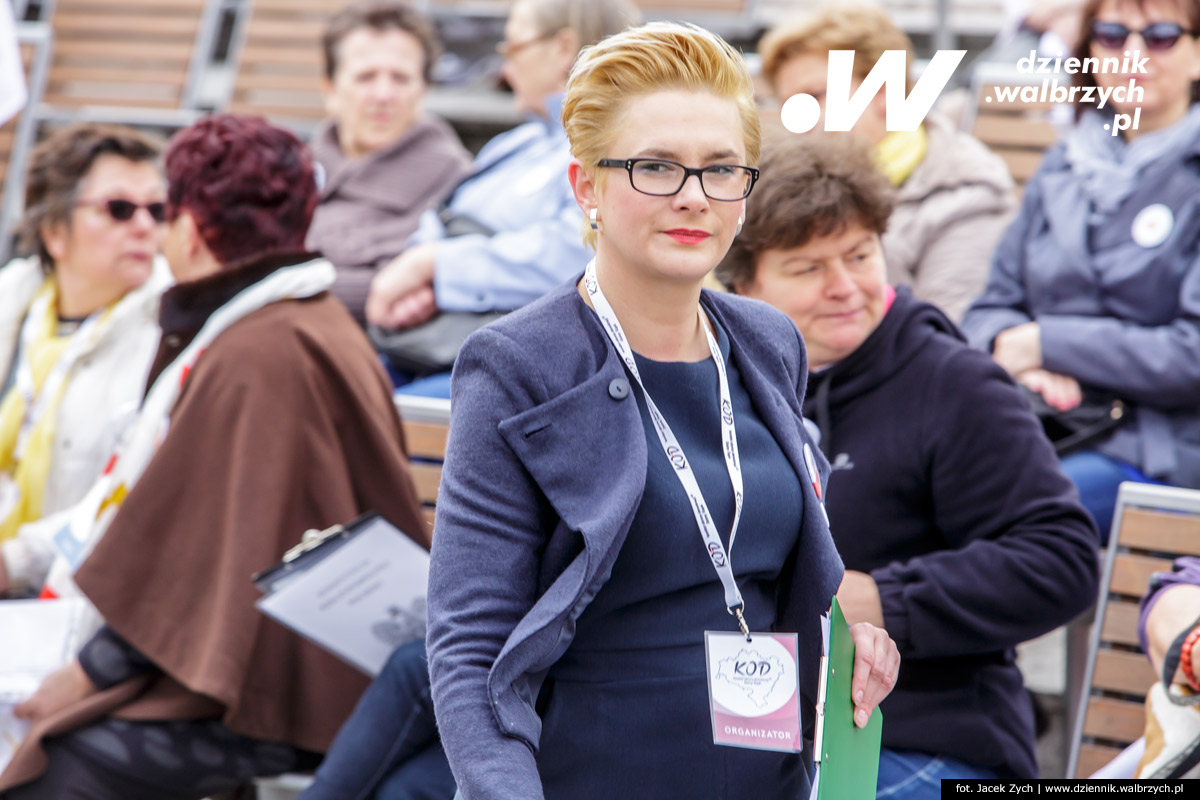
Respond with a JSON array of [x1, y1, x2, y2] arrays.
[[43, 92, 180, 108], [1092, 648, 1157, 697], [49, 66, 189, 85], [403, 421, 449, 461], [234, 73, 323, 92], [1082, 696, 1147, 742], [52, 14, 202, 35], [1111, 553, 1174, 598], [1075, 744, 1124, 778], [972, 114, 1059, 148], [53, 39, 192, 62], [1100, 599, 1142, 648], [1120, 507, 1200, 555]]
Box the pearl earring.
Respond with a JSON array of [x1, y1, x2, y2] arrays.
[[589, 208, 599, 231], [735, 217, 744, 237]]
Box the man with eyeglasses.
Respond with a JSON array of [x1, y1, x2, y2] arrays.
[[364, 0, 640, 397]]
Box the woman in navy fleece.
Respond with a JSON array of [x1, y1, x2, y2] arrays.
[[720, 134, 1099, 797]]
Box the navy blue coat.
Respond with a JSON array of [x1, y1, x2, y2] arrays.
[[426, 279, 844, 800]]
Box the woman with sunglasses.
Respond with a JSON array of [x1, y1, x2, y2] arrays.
[[0, 123, 171, 600], [964, 0, 1200, 542], [426, 23, 899, 800]]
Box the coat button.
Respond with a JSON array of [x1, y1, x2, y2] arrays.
[[608, 378, 630, 400], [164, 334, 182, 348]]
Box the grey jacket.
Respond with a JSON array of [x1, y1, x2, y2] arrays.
[[962, 138, 1200, 487], [883, 112, 1017, 323], [426, 280, 844, 800], [307, 116, 471, 324]]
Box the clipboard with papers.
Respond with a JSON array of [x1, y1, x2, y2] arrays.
[[253, 512, 429, 677], [810, 597, 883, 800]]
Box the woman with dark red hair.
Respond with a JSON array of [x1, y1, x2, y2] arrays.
[[0, 114, 428, 799]]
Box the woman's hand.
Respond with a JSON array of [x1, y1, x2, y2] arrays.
[[847, 622, 900, 729], [1017, 368, 1083, 411], [836, 570, 884, 628], [993, 322, 1042, 376], [365, 244, 438, 330], [15, 659, 98, 722]]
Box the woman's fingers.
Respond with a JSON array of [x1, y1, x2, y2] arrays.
[[847, 622, 900, 728]]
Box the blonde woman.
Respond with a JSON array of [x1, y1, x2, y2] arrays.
[[426, 23, 899, 799]]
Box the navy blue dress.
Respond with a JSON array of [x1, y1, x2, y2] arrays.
[[536, 321, 808, 799]]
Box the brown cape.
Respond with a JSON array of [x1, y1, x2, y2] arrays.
[[0, 284, 428, 789]]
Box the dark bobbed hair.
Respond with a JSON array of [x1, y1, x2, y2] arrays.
[[20, 123, 162, 270], [1071, 0, 1200, 114], [322, 0, 440, 83], [164, 114, 318, 267], [716, 131, 895, 290]]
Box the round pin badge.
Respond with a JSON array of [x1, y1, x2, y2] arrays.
[[1131, 204, 1174, 249]]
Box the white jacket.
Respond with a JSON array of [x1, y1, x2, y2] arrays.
[[0, 256, 171, 594]]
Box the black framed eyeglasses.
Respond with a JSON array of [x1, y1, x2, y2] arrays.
[[597, 158, 759, 201], [76, 198, 167, 224], [495, 30, 556, 58], [1090, 20, 1195, 51]]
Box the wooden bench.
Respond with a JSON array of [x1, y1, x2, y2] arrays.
[[33, 0, 221, 125], [396, 394, 450, 533], [962, 64, 1063, 195], [225, 0, 347, 132], [0, 21, 51, 263], [1066, 483, 1200, 778]]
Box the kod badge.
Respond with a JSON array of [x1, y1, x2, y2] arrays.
[[1131, 204, 1173, 248], [705, 630, 803, 753]]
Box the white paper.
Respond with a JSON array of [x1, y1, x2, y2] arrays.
[[257, 517, 428, 676], [0, 598, 86, 774], [0, 0, 26, 127]]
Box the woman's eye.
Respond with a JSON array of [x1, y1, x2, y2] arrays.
[[708, 165, 736, 177], [636, 162, 672, 175]]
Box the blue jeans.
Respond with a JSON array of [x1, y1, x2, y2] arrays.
[[876, 748, 1000, 799], [1059, 450, 1164, 546], [298, 641, 455, 800]]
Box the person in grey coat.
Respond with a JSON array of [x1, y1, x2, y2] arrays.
[[962, 0, 1200, 540], [425, 22, 899, 800]]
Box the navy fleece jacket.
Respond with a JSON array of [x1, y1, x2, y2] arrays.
[[805, 287, 1099, 778]]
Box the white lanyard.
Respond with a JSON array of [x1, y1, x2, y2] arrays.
[[583, 259, 749, 637], [12, 290, 104, 462]]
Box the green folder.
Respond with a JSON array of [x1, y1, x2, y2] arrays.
[[813, 597, 883, 800]]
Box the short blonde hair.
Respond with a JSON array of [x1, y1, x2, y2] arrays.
[[758, 4, 914, 97], [562, 21, 761, 248]]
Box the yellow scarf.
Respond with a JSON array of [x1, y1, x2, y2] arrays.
[[873, 126, 928, 187], [0, 281, 103, 541]]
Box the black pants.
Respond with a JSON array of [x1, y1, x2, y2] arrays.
[[4, 719, 319, 800]]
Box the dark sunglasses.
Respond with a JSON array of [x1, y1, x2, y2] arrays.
[[1090, 20, 1195, 51], [76, 198, 167, 224]]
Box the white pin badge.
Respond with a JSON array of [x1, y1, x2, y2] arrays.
[[1131, 204, 1173, 249]]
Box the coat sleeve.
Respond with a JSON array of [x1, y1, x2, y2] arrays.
[[1037, 254, 1200, 407], [430, 196, 588, 313], [959, 176, 1044, 351], [425, 327, 549, 800], [871, 348, 1100, 658]]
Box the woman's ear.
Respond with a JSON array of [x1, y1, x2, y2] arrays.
[[568, 159, 598, 217], [39, 220, 69, 264]]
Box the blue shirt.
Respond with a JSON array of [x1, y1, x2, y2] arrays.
[[411, 94, 588, 313]]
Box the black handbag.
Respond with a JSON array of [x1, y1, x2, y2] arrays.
[[1022, 387, 1129, 456], [370, 211, 504, 376]]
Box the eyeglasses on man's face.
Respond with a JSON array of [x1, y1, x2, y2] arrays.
[[596, 158, 759, 202], [1090, 20, 1195, 51]]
